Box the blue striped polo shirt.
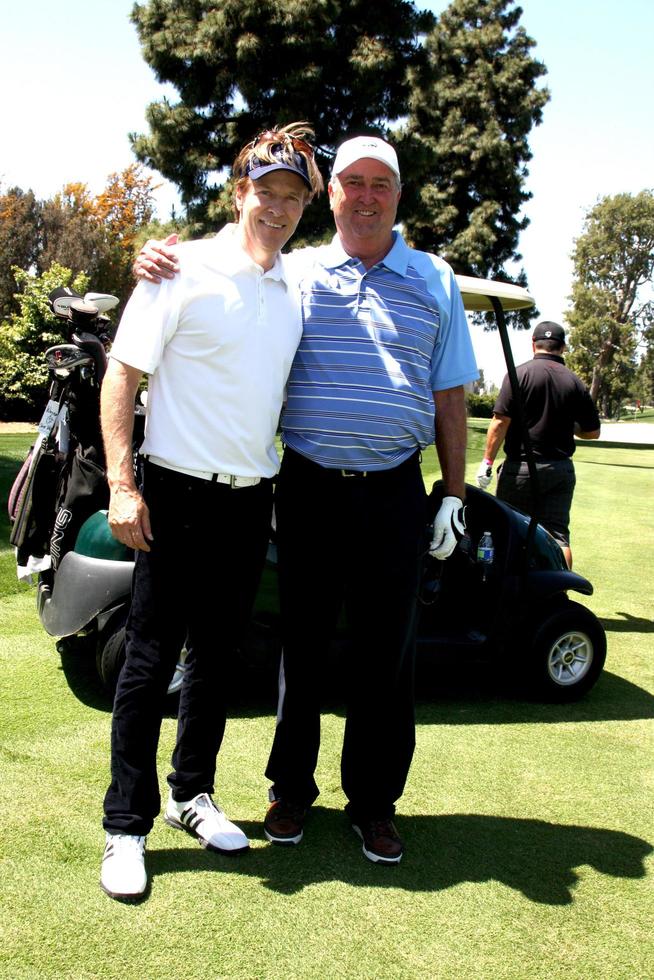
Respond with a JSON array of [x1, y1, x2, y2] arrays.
[[282, 231, 478, 470]]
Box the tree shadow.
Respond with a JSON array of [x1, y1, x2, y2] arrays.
[[582, 442, 654, 454], [146, 808, 652, 905], [581, 456, 653, 466]]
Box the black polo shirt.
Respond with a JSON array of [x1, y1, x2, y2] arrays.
[[494, 354, 600, 461]]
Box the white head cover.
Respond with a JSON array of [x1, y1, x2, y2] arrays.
[[331, 136, 401, 181]]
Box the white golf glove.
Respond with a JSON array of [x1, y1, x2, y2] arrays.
[[476, 458, 493, 489], [429, 496, 466, 560]]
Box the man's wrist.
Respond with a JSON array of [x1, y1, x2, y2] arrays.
[[482, 457, 493, 466], [109, 478, 138, 494]]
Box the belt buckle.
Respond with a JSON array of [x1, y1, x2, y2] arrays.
[[230, 474, 240, 488], [340, 469, 366, 478]]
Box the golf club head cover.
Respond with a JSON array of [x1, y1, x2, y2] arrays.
[[429, 496, 466, 560], [476, 459, 493, 489]]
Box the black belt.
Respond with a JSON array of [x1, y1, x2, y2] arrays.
[[285, 447, 421, 479]]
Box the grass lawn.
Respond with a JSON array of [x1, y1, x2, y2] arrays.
[[1, 430, 653, 979]]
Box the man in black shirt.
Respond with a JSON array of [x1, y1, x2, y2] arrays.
[[477, 321, 600, 568]]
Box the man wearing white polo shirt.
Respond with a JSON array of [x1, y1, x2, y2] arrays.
[[99, 125, 322, 901], [135, 135, 478, 866]]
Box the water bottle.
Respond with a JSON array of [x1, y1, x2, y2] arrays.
[[476, 531, 494, 582]]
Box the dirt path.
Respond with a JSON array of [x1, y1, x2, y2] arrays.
[[0, 422, 37, 433], [595, 422, 654, 445]]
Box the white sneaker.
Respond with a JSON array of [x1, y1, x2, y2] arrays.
[[100, 833, 147, 900], [164, 792, 249, 854]]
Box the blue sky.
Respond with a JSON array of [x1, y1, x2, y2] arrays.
[[2, 0, 653, 383]]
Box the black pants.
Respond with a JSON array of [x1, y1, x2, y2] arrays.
[[103, 461, 273, 836], [265, 448, 428, 821]]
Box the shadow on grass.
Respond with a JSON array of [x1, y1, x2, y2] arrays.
[[56, 634, 282, 716], [56, 636, 654, 726], [413, 663, 654, 725], [581, 458, 654, 468], [600, 612, 654, 634], [146, 807, 652, 905], [581, 441, 654, 453]]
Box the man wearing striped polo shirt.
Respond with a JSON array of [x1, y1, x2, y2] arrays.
[[135, 135, 478, 865], [264, 137, 478, 864]]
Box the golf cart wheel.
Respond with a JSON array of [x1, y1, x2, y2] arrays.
[[529, 601, 606, 702], [97, 623, 127, 695], [96, 615, 187, 704]]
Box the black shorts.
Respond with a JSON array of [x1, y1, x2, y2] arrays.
[[496, 458, 576, 546]]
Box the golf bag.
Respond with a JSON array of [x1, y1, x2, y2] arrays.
[[9, 287, 117, 579]]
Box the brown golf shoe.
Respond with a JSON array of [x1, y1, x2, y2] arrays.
[[264, 799, 308, 845], [349, 814, 403, 865]]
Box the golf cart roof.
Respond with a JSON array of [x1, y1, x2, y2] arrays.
[[455, 275, 535, 312]]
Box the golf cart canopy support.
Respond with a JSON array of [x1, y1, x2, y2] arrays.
[[455, 275, 542, 565]]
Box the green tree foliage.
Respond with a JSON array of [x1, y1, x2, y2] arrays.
[[465, 391, 495, 417], [0, 187, 41, 319], [39, 165, 157, 308], [397, 0, 548, 280], [0, 169, 160, 419], [130, 0, 547, 270], [131, 0, 432, 240], [40, 183, 108, 284], [0, 264, 89, 419], [566, 190, 654, 418], [0, 167, 157, 314]]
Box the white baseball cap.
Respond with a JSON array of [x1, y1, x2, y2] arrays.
[[331, 136, 401, 181]]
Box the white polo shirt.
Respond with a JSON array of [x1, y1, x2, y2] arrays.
[[110, 224, 302, 478]]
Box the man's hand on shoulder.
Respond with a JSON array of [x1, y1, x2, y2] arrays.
[[133, 233, 180, 283]]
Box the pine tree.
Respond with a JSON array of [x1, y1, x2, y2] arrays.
[[130, 0, 432, 240], [130, 0, 549, 287], [397, 0, 548, 281]]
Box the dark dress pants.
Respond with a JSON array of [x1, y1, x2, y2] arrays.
[[103, 461, 272, 836], [265, 448, 428, 821]]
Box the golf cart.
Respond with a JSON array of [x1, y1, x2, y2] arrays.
[[415, 276, 606, 701], [8, 278, 606, 703]]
